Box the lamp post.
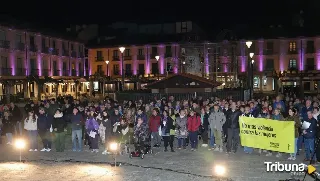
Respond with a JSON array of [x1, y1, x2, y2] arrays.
[[251, 59, 255, 99], [15, 139, 26, 162], [182, 61, 186, 73], [103, 60, 109, 98], [155, 56, 160, 80], [246, 41, 253, 100], [119, 47, 125, 91]]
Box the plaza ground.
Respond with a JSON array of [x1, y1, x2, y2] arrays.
[[0, 138, 317, 181]]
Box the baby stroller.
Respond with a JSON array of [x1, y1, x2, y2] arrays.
[[129, 133, 152, 159]]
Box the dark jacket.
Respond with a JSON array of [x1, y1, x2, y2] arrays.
[[134, 123, 149, 141], [225, 109, 242, 129], [136, 113, 148, 124], [110, 114, 121, 126], [71, 113, 83, 130], [303, 117, 317, 139], [37, 113, 51, 131], [301, 106, 313, 121], [160, 116, 173, 134], [102, 118, 113, 137], [2, 116, 14, 133], [202, 112, 210, 130], [9, 105, 22, 123], [52, 113, 66, 133]]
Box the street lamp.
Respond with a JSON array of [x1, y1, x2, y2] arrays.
[[14, 139, 26, 162], [109, 142, 120, 167], [246, 41, 252, 49], [155, 56, 160, 80], [249, 53, 254, 58], [102, 60, 109, 98], [119, 47, 125, 91], [246, 41, 254, 100]]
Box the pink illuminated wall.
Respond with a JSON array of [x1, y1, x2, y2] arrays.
[[10, 52, 15, 75], [240, 41, 246, 72], [120, 52, 123, 75], [173, 45, 179, 74], [317, 54, 320, 70], [145, 46, 150, 74], [299, 40, 305, 71], [279, 40, 286, 71], [223, 57, 228, 72], [58, 58, 63, 76], [158, 45, 165, 74], [133, 47, 137, 75], [37, 54, 42, 76], [258, 40, 264, 71]]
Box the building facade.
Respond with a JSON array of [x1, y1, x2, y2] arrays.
[[88, 36, 320, 94], [0, 25, 88, 101]]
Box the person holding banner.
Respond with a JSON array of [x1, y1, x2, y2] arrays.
[[302, 111, 317, 164], [208, 103, 226, 152], [242, 105, 254, 154], [285, 108, 301, 160], [225, 102, 241, 154]]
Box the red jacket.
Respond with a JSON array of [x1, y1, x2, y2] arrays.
[[148, 115, 161, 132], [187, 115, 201, 132]]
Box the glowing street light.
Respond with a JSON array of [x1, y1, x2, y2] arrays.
[[109, 142, 120, 167], [213, 165, 226, 177], [155, 56, 159, 61], [252, 59, 255, 64], [15, 139, 26, 162], [246, 41, 252, 48], [249, 52, 254, 58], [119, 47, 125, 91], [119, 47, 125, 53]]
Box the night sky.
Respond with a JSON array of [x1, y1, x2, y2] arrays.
[[1, 0, 319, 33]]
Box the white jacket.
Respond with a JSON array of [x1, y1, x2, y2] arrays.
[[24, 116, 38, 131]]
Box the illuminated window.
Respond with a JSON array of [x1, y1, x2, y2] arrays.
[[253, 77, 260, 88], [289, 59, 297, 68], [289, 42, 296, 52], [263, 76, 267, 86]]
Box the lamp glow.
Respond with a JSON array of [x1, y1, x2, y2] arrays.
[[105, 60, 109, 65], [15, 139, 25, 149], [251, 59, 255, 64], [109, 142, 118, 151], [214, 165, 226, 176], [249, 53, 254, 58], [182, 61, 186, 65], [155, 56, 159, 61], [246, 41, 252, 48], [119, 47, 125, 53]]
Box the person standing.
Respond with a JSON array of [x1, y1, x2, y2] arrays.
[[176, 109, 188, 149], [24, 110, 38, 151], [85, 110, 100, 153], [302, 111, 317, 164], [201, 107, 210, 147], [161, 110, 174, 152], [208, 104, 226, 152], [52, 109, 66, 152], [225, 102, 241, 154], [2, 111, 14, 144], [187, 109, 201, 151], [285, 108, 301, 160], [149, 108, 161, 147], [71, 107, 83, 152], [9, 102, 22, 136], [37, 107, 52, 152]]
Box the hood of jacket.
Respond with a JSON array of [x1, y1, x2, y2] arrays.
[[54, 112, 63, 118]]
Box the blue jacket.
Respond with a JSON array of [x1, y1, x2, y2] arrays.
[[71, 113, 83, 130], [37, 113, 51, 131], [273, 101, 285, 111], [303, 117, 317, 139], [136, 113, 148, 124], [301, 106, 313, 121]]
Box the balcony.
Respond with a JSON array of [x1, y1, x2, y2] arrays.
[[15, 42, 25, 51], [62, 70, 69, 76], [62, 49, 69, 56], [137, 55, 144, 60], [52, 49, 59, 55], [29, 44, 37, 52], [71, 69, 77, 76], [165, 52, 172, 58], [138, 69, 145, 75], [112, 56, 120, 61], [151, 53, 157, 58], [53, 70, 60, 76], [113, 70, 120, 75], [125, 70, 133, 77], [263, 49, 273, 55], [1, 68, 12, 76], [71, 51, 77, 58], [42, 69, 50, 76], [42, 47, 49, 54], [16, 68, 26, 76], [124, 56, 131, 60], [95, 56, 104, 61], [30, 69, 39, 76], [79, 71, 84, 76], [305, 65, 316, 71], [0, 40, 10, 49], [78, 52, 85, 58], [288, 50, 298, 54]]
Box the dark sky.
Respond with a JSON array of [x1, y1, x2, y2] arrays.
[[1, 0, 318, 32]]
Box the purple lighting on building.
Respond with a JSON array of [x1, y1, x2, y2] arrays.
[[158, 46, 165, 74], [205, 55, 209, 74], [240, 42, 246, 72], [10, 53, 15, 75], [145, 46, 150, 74], [258, 41, 263, 72], [59, 58, 63, 76], [317, 54, 320, 70], [223, 57, 227, 72], [241, 57, 246, 72], [37, 54, 42, 76], [299, 47, 304, 71], [133, 59, 137, 75]]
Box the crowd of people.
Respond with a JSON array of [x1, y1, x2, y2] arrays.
[[0, 94, 319, 164]]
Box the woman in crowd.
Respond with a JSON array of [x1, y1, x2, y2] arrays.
[[24, 110, 38, 151], [133, 117, 149, 153], [169, 108, 176, 149], [37, 107, 52, 152], [101, 110, 112, 154], [52, 109, 66, 152], [187, 109, 201, 151], [285, 108, 301, 160], [161, 110, 174, 152], [85, 110, 100, 153], [266, 108, 284, 157], [176, 109, 188, 149], [2, 111, 14, 144]]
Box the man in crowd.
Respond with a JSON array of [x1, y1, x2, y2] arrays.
[[208, 103, 226, 152], [225, 102, 241, 154]]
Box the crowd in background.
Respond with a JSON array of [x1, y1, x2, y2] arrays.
[[0, 94, 319, 164]]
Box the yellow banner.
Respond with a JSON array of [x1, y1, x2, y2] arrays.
[[239, 116, 295, 153]]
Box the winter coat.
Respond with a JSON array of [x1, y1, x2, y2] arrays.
[[2, 116, 14, 133], [24, 116, 38, 131], [225, 109, 241, 129], [52, 112, 66, 133], [187, 115, 201, 132], [37, 113, 51, 131], [9, 105, 22, 123], [102, 118, 113, 137], [285, 115, 301, 138], [85, 117, 99, 133], [175, 115, 188, 138], [161, 116, 173, 136], [148, 115, 161, 132], [134, 123, 149, 141], [71, 113, 83, 130], [208, 110, 226, 131], [303, 117, 317, 139]]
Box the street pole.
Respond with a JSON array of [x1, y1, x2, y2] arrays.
[[107, 63, 109, 97], [121, 52, 124, 91], [102, 78, 105, 98]]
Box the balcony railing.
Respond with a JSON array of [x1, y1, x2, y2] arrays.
[[78, 52, 85, 58], [29, 44, 37, 52], [0, 40, 10, 49], [15, 42, 25, 51], [79, 71, 84, 77], [1, 68, 12, 76], [137, 55, 144, 60], [305, 65, 316, 71], [95, 57, 104, 61], [137, 69, 145, 75], [113, 70, 120, 75], [112, 56, 120, 61], [71, 70, 77, 76], [71, 51, 77, 58], [62, 70, 69, 76], [53, 70, 60, 76], [42, 47, 49, 54], [42, 69, 50, 76], [288, 50, 298, 54], [165, 52, 172, 58], [62, 49, 69, 56], [125, 70, 133, 77], [124, 56, 131, 60], [52, 49, 59, 55], [16, 68, 26, 76], [30, 69, 39, 76]]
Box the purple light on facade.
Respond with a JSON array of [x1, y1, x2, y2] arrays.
[[10, 53, 15, 75], [158, 46, 165, 74], [133, 59, 137, 75], [37, 54, 42, 76], [223, 57, 227, 72], [205, 55, 209, 75], [174, 45, 179, 74], [240, 42, 246, 72], [59, 58, 63, 76], [299, 46, 304, 71], [317, 54, 320, 70], [241, 57, 246, 72], [145, 46, 150, 74], [258, 40, 264, 72], [120, 54, 123, 75]]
